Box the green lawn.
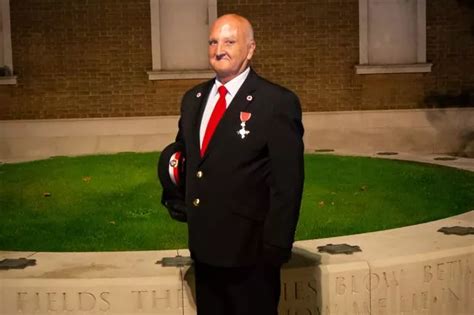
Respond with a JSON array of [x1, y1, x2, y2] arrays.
[[0, 153, 473, 252]]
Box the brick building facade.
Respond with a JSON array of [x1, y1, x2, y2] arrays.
[[0, 0, 473, 120]]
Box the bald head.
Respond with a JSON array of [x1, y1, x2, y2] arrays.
[[208, 14, 256, 84], [212, 14, 254, 43]]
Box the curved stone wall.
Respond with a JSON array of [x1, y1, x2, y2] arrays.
[[1, 211, 472, 315], [1, 108, 473, 163]]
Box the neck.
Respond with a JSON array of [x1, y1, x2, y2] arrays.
[[217, 66, 250, 85]]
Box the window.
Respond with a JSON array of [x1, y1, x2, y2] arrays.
[[0, 0, 16, 84], [148, 0, 217, 80], [356, 0, 432, 74]]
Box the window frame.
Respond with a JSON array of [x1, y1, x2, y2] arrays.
[[147, 0, 217, 81], [355, 0, 432, 74], [0, 0, 16, 85]]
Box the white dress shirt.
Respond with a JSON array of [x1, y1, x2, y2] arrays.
[[199, 67, 251, 148]]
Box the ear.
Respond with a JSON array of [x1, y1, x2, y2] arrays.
[[246, 40, 256, 61]]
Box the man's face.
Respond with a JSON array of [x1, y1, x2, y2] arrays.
[[208, 18, 255, 83]]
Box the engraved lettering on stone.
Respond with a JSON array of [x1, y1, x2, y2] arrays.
[[407, 283, 465, 311], [177, 288, 183, 308], [34, 292, 41, 312], [294, 281, 306, 300], [378, 297, 387, 311], [413, 292, 420, 311], [132, 290, 147, 311], [364, 272, 380, 291], [152, 289, 171, 309], [351, 275, 360, 294], [280, 306, 321, 315], [281, 280, 318, 302], [99, 292, 111, 311], [62, 292, 74, 312], [78, 292, 96, 311], [439, 287, 447, 306], [448, 287, 460, 301], [437, 262, 446, 280], [446, 260, 459, 280], [14, 291, 112, 313], [319, 304, 338, 315], [47, 292, 58, 312], [281, 282, 288, 301], [400, 292, 426, 313], [421, 291, 429, 310], [424, 258, 472, 284], [279, 280, 319, 315], [400, 294, 410, 313], [307, 281, 318, 296], [279, 258, 471, 314], [425, 286, 463, 310], [16, 292, 27, 312], [336, 277, 346, 295], [424, 265, 433, 282], [352, 300, 369, 315], [9, 258, 469, 314], [382, 270, 400, 288], [280, 308, 313, 315]]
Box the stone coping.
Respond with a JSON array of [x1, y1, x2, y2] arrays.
[[1, 211, 473, 314], [2, 107, 473, 163]]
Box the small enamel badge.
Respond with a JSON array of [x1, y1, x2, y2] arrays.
[[196, 92, 202, 98], [246, 95, 253, 101], [237, 112, 252, 139], [168, 152, 182, 185]]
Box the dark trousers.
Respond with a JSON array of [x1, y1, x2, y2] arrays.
[[194, 261, 281, 315]]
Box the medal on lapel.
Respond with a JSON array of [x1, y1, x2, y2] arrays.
[[237, 111, 251, 139]]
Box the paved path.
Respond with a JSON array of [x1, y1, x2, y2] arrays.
[[311, 149, 474, 172]]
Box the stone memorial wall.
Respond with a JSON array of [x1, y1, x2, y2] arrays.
[[1, 107, 473, 163], [1, 212, 472, 314]]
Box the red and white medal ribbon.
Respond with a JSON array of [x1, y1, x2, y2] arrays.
[[168, 152, 182, 186], [237, 112, 252, 139]]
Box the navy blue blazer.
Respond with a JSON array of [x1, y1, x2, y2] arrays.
[[175, 69, 304, 267]]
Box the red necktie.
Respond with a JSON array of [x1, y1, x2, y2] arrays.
[[201, 85, 227, 157]]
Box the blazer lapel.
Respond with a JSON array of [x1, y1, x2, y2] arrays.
[[200, 69, 258, 164], [189, 79, 214, 164]]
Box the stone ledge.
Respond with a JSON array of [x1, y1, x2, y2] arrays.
[[1, 211, 473, 314], [294, 211, 473, 314], [355, 63, 432, 74], [0, 76, 17, 85], [147, 70, 214, 80]]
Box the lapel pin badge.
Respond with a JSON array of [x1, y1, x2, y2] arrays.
[[246, 95, 253, 101], [196, 92, 202, 98], [237, 112, 252, 139]]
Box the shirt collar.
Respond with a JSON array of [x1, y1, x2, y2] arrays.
[[214, 67, 251, 97]]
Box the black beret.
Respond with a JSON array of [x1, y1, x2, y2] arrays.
[[157, 142, 187, 222]]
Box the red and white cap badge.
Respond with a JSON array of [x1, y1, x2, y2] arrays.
[[168, 151, 183, 185]]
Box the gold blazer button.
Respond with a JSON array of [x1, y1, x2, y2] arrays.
[[193, 198, 200, 207], [196, 171, 203, 178]]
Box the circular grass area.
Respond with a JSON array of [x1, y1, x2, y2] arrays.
[[0, 152, 473, 252]]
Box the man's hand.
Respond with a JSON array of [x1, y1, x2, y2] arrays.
[[163, 199, 187, 222]]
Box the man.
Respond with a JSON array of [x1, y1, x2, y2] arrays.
[[169, 14, 304, 315]]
